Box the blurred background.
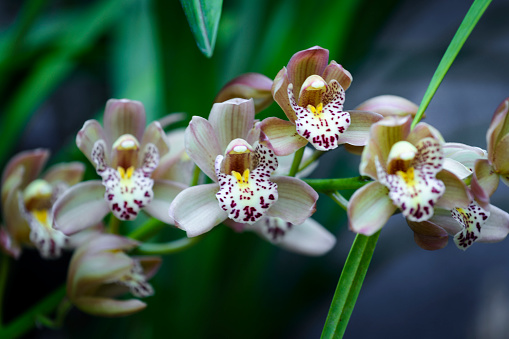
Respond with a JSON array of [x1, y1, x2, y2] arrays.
[[1, 0, 509, 338]]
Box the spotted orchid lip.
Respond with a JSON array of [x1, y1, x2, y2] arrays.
[[215, 142, 279, 224], [376, 137, 445, 222], [288, 79, 351, 151], [452, 201, 489, 250]]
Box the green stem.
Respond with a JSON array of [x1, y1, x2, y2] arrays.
[[0, 253, 10, 327], [327, 191, 348, 211], [303, 177, 371, 192], [127, 218, 166, 241], [321, 231, 381, 339], [133, 236, 203, 255], [288, 147, 305, 177], [298, 150, 325, 173], [108, 215, 121, 235], [35, 298, 72, 329], [0, 285, 66, 339]]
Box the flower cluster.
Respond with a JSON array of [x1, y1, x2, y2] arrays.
[[3, 45, 509, 322]]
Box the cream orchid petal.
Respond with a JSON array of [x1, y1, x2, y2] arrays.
[[209, 98, 256, 151], [103, 99, 146, 142], [52, 181, 110, 235], [336, 110, 383, 146], [260, 117, 308, 156], [184, 116, 222, 182], [169, 183, 227, 237], [76, 120, 108, 166], [266, 176, 318, 225], [348, 181, 397, 235]]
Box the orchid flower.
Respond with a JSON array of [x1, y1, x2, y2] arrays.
[[224, 148, 335, 256], [348, 116, 471, 236], [169, 98, 318, 237], [67, 233, 160, 317], [473, 97, 509, 197], [0, 149, 84, 259], [405, 141, 509, 251], [215, 72, 274, 113], [260, 46, 382, 155], [52, 99, 186, 235]]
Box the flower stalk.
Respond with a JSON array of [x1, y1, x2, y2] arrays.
[[288, 147, 305, 177], [321, 231, 380, 339]]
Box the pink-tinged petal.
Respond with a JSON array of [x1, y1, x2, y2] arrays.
[[406, 220, 449, 251], [1, 148, 49, 193], [139, 121, 170, 160], [443, 159, 472, 180], [286, 46, 329, 91], [215, 145, 279, 224], [215, 73, 274, 113], [492, 133, 509, 175], [169, 183, 227, 237], [442, 142, 486, 172], [42, 162, 85, 187], [336, 110, 383, 146], [435, 169, 471, 210], [157, 113, 187, 129], [470, 171, 490, 211], [407, 122, 444, 146], [487, 97, 509, 160], [473, 158, 499, 198], [0, 227, 22, 258], [76, 120, 108, 165], [144, 179, 186, 224], [272, 67, 297, 123], [245, 123, 261, 146], [348, 181, 397, 236], [359, 115, 411, 179], [452, 201, 489, 250], [427, 208, 463, 235], [290, 81, 350, 151], [137, 256, 162, 280], [322, 61, 352, 91], [260, 117, 307, 156], [478, 205, 509, 243], [72, 296, 146, 317], [185, 116, 221, 182], [355, 95, 418, 118], [103, 99, 146, 142], [209, 98, 255, 151], [52, 181, 110, 235], [266, 176, 318, 225], [247, 216, 336, 256]]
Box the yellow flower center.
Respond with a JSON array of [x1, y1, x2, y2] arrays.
[[306, 102, 324, 118], [118, 166, 135, 180], [397, 167, 416, 186], [232, 169, 250, 188], [32, 209, 49, 225]]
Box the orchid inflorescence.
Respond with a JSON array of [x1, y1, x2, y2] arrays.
[[1, 45, 509, 321]]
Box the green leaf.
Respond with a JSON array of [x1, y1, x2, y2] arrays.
[[320, 231, 380, 339], [179, 0, 223, 58], [411, 0, 492, 129]]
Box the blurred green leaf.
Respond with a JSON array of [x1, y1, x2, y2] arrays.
[[411, 0, 492, 129], [179, 0, 223, 57], [0, 0, 134, 166]]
